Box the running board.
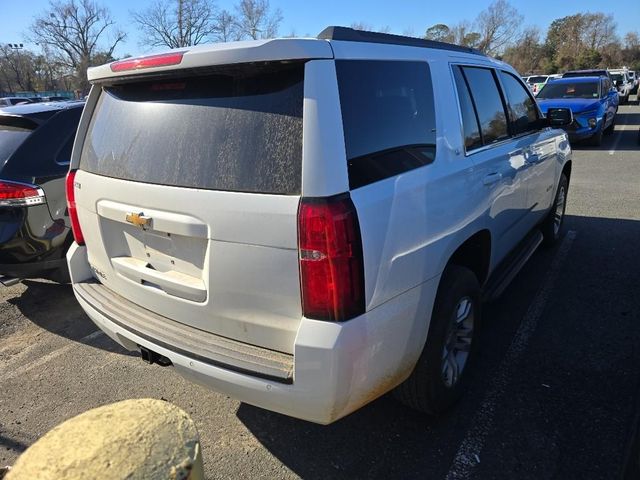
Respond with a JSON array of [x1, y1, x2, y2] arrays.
[[482, 230, 543, 302], [0, 275, 21, 287]]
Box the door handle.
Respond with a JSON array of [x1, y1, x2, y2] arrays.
[[483, 172, 502, 186], [525, 154, 540, 164]]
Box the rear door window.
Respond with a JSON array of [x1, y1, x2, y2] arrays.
[[80, 63, 304, 195], [335, 60, 436, 189], [460, 66, 509, 145], [499, 71, 540, 136]]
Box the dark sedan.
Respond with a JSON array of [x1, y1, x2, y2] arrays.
[[0, 101, 84, 283]]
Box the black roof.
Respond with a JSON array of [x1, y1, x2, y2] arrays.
[[0, 100, 84, 126], [317, 26, 485, 56], [562, 69, 611, 79]]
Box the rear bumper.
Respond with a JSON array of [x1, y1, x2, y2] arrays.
[[68, 243, 438, 424], [0, 204, 70, 278]]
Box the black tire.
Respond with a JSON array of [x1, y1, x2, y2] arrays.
[[541, 173, 569, 247], [604, 115, 616, 135], [44, 266, 71, 284], [393, 265, 480, 415], [588, 126, 603, 146]]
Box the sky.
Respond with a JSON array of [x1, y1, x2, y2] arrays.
[[2, 0, 639, 57]]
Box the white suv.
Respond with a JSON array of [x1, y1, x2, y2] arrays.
[[609, 69, 633, 104], [67, 27, 573, 424]]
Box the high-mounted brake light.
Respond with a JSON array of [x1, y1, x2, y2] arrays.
[[298, 194, 365, 321], [66, 170, 84, 245], [0, 180, 45, 207], [110, 52, 185, 72]]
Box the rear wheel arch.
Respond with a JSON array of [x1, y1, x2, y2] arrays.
[[447, 230, 492, 286]]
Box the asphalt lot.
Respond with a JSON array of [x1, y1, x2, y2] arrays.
[[1, 99, 640, 479]]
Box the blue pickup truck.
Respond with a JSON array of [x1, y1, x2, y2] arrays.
[[536, 76, 618, 146]]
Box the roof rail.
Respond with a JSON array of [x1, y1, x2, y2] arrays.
[[317, 26, 486, 56]]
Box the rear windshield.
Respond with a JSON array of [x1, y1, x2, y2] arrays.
[[80, 63, 304, 195], [563, 71, 605, 78], [528, 76, 547, 83], [537, 82, 599, 99]]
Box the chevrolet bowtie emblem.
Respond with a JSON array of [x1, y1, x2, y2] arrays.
[[125, 212, 151, 228]]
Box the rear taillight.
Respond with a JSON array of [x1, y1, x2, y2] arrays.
[[298, 194, 365, 321], [66, 170, 84, 246], [0, 180, 45, 207]]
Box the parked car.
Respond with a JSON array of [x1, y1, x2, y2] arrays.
[[563, 69, 612, 81], [526, 75, 549, 96], [0, 101, 84, 283], [0, 97, 32, 107], [609, 70, 633, 104], [626, 70, 638, 94], [67, 26, 573, 424], [536, 76, 618, 146]]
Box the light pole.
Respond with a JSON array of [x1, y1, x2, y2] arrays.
[[7, 43, 24, 51], [4, 43, 26, 95]]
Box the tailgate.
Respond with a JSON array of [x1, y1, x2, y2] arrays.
[[74, 62, 305, 354]]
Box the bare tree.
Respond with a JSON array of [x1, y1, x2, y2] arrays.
[[451, 21, 481, 48], [234, 0, 282, 40], [475, 0, 523, 55], [132, 0, 217, 49], [350, 22, 373, 31], [624, 32, 640, 50], [0, 46, 36, 91], [582, 13, 617, 51], [502, 26, 545, 74], [30, 0, 125, 92], [546, 13, 619, 70], [402, 27, 416, 38], [212, 9, 241, 42]]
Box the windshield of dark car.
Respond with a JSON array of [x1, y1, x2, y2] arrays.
[[537, 82, 599, 99]]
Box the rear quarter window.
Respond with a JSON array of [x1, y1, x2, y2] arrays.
[[80, 63, 304, 195], [0, 126, 32, 168], [335, 60, 436, 189]]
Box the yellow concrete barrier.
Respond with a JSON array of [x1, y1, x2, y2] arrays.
[[6, 398, 203, 480]]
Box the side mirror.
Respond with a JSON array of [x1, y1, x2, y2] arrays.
[[547, 108, 573, 127]]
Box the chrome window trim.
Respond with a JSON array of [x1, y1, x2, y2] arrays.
[[449, 63, 510, 157], [450, 62, 547, 158]]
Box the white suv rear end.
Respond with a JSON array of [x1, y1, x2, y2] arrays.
[[68, 27, 571, 424]]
